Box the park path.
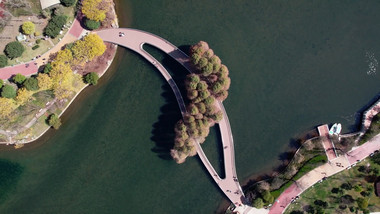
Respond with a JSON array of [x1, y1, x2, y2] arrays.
[[96, 28, 256, 211], [317, 124, 337, 161], [0, 17, 86, 80], [270, 134, 380, 214]]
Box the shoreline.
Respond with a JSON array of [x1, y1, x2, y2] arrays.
[[0, 2, 120, 147]]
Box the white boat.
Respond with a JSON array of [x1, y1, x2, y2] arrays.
[[329, 123, 338, 135], [335, 123, 342, 135]]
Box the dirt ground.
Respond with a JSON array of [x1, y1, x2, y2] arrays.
[[0, 15, 48, 52]]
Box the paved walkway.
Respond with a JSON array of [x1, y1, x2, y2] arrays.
[[96, 28, 255, 211], [317, 124, 337, 161], [269, 133, 380, 214], [0, 17, 86, 80]]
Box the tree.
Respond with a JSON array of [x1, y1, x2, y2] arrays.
[[341, 183, 352, 190], [82, 0, 107, 22], [290, 211, 303, 214], [13, 73, 26, 85], [4, 41, 25, 59], [72, 34, 106, 64], [1, 85, 16, 98], [50, 62, 75, 99], [84, 72, 99, 85], [44, 15, 67, 38], [0, 79, 3, 88], [261, 190, 274, 204], [23, 77, 39, 91], [356, 197, 368, 209], [16, 88, 33, 104], [0, 97, 16, 118], [43, 63, 53, 74], [0, 55, 7, 68], [37, 73, 53, 90], [21, 21, 35, 35], [60, 0, 76, 7], [55, 49, 73, 65], [84, 18, 100, 30], [47, 114, 62, 129], [252, 198, 264, 208]]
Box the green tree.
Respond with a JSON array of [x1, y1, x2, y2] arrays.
[[84, 72, 99, 85], [252, 198, 264, 208], [23, 77, 39, 91], [44, 63, 53, 74], [1, 85, 17, 98], [48, 114, 62, 129], [21, 21, 35, 35], [356, 197, 368, 209], [84, 18, 100, 30], [0, 79, 3, 88], [4, 41, 25, 59], [0, 55, 7, 68], [44, 15, 67, 38], [60, 0, 76, 6], [261, 190, 274, 204], [13, 74, 26, 85]]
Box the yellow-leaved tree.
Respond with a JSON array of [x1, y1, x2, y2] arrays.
[[55, 49, 73, 65], [50, 62, 75, 99], [37, 73, 53, 90], [82, 0, 107, 22], [0, 97, 16, 118], [72, 34, 106, 64], [22, 21, 35, 35], [16, 88, 34, 105]]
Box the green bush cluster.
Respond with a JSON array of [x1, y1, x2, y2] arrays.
[[1, 85, 17, 98], [84, 18, 101, 30], [44, 15, 67, 38], [0, 55, 8, 68], [4, 41, 25, 59], [23, 77, 39, 91], [32, 45, 40, 50], [47, 114, 62, 130], [84, 72, 99, 85]]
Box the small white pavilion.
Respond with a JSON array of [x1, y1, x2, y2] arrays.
[[40, 0, 61, 10]]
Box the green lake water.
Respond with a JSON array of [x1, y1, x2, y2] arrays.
[[1, 1, 380, 213]]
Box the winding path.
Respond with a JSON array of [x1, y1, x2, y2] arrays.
[[95, 28, 250, 209]]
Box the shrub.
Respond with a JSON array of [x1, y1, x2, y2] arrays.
[[44, 15, 67, 38], [34, 31, 41, 36], [43, 63, 53, 74], [4, 41, 25, 59], [47, 114, 61, 129], [13, 74, 26, 85], [290, 211, 303, 214], [36, 39, 41, 44], [354, 184, 363, 192], [84, 18, 100, 30], [370, 152, 380, 165], [23, 77, 39, 91], [21, 21, 35, 35], [0, 55, 8, 68], [1, 85, 17, 98], [84, 72, 99, 85], [60, 0, 76, 7], [32, 45, 40, 50], [356, 197, 368, 209], [0, 80, 3, 88], [252, 197, 263, 208], [261, 190, 274, 204], [341, 183, 352, 190], [314, 200, 328, 208]]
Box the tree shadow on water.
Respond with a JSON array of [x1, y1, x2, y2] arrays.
[[151, 84, 182, 160]]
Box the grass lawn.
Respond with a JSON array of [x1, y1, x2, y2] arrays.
[[284, 159, 380, 214]]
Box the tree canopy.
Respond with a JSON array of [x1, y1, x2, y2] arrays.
[[23, 77, 39, 91], [1, 85, 17, 98], [44, 15, 67, 38], [0, 98, 16, 118], [84, 18, 101, 30], [82, 0, 107, 22], [21, 21, 35, 35], [72, 34, 106, 64], [13, 74, 26, 85], [0, 55, 8, 68], [84, 72, 99, 85], [48, 114, 62, 129], [4, 41, 25, 59]]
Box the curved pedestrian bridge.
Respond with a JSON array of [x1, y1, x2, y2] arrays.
[[96, 28, 247, 208]]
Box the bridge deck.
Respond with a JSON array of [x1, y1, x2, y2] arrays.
[[317, 124, 337, 161]]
